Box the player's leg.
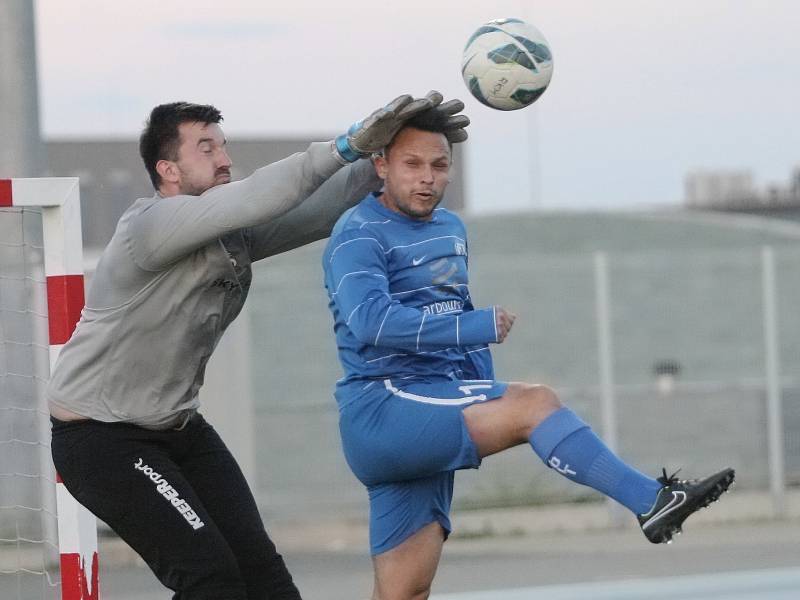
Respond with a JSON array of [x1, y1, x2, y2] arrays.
[[365, 473, 454, 600], [178, 414, 301, 600], [461, 382, 561, 456], [50, 418, 248, 599], [339, 383, 482, 598], [462, 382, 734, 542], [463, 382, 663, 514], [372, 521, 445, 600]]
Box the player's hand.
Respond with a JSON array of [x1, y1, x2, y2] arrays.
[[333, 91, 444, 163], [495, 306, 516, 343], [434, 98, 471, 143]]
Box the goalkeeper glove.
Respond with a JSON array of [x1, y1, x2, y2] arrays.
[[333, 91, 444, 163], [435, 98, 470, 144]]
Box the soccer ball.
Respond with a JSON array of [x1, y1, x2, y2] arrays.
[[461, 18, 554, 111]]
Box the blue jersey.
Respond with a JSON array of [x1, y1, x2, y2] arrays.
[[323, 193, 498, 406]]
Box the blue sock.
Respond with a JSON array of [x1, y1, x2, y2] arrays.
[[528, 407, 661, 515]]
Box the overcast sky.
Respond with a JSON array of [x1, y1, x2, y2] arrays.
[[35, 0, 799, 212]]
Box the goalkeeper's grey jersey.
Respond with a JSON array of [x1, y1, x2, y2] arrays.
[[46, 142, 379, 429]]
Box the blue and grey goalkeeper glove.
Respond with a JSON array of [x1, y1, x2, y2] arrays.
[[333, 91, 446, 163]]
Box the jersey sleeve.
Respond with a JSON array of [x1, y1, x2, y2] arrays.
[[245, 159, 380, 261], [127, 141, 343, 271], [326, 233, 498, 351]]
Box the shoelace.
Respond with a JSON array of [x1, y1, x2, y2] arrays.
[[657, 467, 682, 486]]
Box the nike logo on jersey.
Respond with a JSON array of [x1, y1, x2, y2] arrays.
[[641, 490, 687, 529], [412, 256, 426, 266]]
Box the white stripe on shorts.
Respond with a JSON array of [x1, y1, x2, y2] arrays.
[[383, 379, 490, 406]]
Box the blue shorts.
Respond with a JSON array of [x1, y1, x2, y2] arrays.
[[338, 377, 508, 555]]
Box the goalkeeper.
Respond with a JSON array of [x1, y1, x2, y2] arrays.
[[46, 93, 468, 599]]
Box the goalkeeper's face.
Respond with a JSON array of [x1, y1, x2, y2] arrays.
[[162, 122, 233, 196], [374, 127, 452, 221]]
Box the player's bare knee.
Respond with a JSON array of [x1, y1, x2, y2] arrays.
[[514, 383, 562, 427], [514, 383, 559, 409]]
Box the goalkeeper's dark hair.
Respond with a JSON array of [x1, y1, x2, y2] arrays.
[[139, 102, 223, 189], [384, 109, 453, 159]]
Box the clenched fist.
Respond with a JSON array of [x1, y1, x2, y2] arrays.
[[494, 306, 516, 343]]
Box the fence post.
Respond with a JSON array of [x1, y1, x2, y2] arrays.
[[594, 252, 624, 525], [761, 245, 785, 516]]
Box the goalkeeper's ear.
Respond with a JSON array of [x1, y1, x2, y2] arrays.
[[155, 159, 180, 189]]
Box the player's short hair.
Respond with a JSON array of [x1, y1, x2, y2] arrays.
[[139, 102, 223, 189], [383, 109, 453, 160]]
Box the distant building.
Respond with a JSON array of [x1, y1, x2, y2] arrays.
[[45, 138, 465, 249], [684, 170, 756, 207], [685, 166, 800, 221]]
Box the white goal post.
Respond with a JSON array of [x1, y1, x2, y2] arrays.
[[0, 178, 99, 600]]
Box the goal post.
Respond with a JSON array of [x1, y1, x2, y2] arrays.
[[0, 178, 99, 599]]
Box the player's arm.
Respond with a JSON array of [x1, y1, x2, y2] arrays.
[[245, 159, 380, 261], [243, 93, 472, 260], [128, 141, 345, 270], [327, 235, 498, 351], [128, 93, 443, 271]]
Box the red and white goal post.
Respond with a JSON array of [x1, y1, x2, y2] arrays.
[[0, 178, 99, 599]]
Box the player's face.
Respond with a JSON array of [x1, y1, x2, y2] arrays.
[[375, 127, 451, 221], [172, 122, 232, 196]]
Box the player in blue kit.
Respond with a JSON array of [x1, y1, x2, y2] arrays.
[[322, 108, 735, 600]]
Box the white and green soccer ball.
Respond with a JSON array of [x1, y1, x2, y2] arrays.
[[461, 18, 554, 111]]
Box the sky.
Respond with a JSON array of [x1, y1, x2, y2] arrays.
[[34, 0, 800, 213]]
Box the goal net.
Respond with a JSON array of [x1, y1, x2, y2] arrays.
[[0, 179, 98, 600]]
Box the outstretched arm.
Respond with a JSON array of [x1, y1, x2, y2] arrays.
[[244, 94, 472, 261], [246, 159, 380, 261], [127, 92, 449, 271], [128, 141, 343, 270]]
